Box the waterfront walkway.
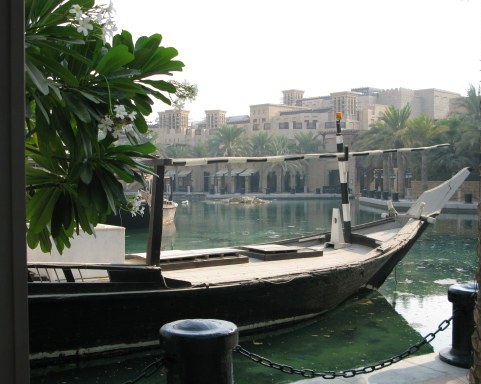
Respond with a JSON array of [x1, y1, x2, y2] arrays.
[[293, 352, 469, 383]]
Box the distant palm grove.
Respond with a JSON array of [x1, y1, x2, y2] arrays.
[[155, 85, 479, 198]]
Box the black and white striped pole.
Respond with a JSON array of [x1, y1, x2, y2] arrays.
[[335, 112, 352, 244]]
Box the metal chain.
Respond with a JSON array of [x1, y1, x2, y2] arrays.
[[234, 316, 452, 379], [121, 356, 167, 384]]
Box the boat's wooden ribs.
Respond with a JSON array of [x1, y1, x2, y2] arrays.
[[27, 263, 165, 284]]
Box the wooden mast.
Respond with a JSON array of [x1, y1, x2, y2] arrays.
[[335, 112, 352, 244], [146, 158, 172, 266]]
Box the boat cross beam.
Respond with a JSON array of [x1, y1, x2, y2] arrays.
[[148, 144, 450, 167]]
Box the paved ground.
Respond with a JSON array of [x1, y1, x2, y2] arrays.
[[293, 353, 469, 384]]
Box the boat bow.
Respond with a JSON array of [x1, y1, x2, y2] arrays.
[[407, 167, 472, 219]]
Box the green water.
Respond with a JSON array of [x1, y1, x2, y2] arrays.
[[31, 199, 477, 384], [125, 199, 382, 253]]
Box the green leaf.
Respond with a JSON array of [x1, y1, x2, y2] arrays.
[[101, 161, 136, 183], [26, 229, 40, 250], [132, 94, 153, 117], [130, 34, 162, 69], [62, 92, 92, 123], [31, 92, 50, 124], [26, 0, 58, 26], [140, 79, 176, 93], [27, 188, 62, 234], [103, 69, 142, 80], [89, 177, 109, 213], [113, 30, 134, 51], [95, 45, 135, 76], [26, 167, 57, 186], [32, 39, 91, 65], [96, 172, 120, 213], [73, 89, 103, 104], [29, 50, 79, 87], [51, 193, 71, 238], [142, 47, 184, 76], [38, 229, 53, 253], [110, 141, 157, 155], [26, 61, 49, 95], [79, 162, 93, 184]]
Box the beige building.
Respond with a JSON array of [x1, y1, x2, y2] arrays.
[[153, 86, 461, 194]]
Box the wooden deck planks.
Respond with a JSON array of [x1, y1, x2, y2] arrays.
[[162, 243, 375, 285]]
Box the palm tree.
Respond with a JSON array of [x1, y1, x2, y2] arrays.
[[267, 136, 301, 192], [354, 105, 410, 196], [208, 125, 247, 193], [164, 144, 191, 158], [249, 131, 274, 156], [192, 142, 211, 157], [294, 131, 322, 153], [399, 114, 437, 192], [249, 132, 274, 192], [192, 142, 212, 192], [431, 117, 471, 178], [380, 105, 411, 195], [460, 84, 481, 123], [455, 86, 481, 172], [294, 132, 322, 192]]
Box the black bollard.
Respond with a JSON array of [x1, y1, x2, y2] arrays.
[[160, 319, 239, 384], [439, 283, 477, 368]]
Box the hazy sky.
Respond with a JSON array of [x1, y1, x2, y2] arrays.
[[111, 0, 481, 121]]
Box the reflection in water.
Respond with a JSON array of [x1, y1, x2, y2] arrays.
[[125, 199, 382, 253], [32, 199, 477, 384], [30, 292, 430, 384]]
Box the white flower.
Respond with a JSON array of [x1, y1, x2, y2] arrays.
[[97, 128, 107, 141], [128, 111, 137, 121], [105, 1, 115, 15], [98, 116, 114, 131], [128, 193, 145, 217], [69, 4, 83, 20], [77, 16, 93, 36], [95, 12, 104, 24], [114, 105, 128, 119], [101, 25, 116, 43]]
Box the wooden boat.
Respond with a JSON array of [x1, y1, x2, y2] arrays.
[[139, 190, 178, 225], [27, 115, 471, 362], [27, 166, 470, 363], [105, 183, 178, 228]]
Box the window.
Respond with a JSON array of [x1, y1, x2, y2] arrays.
[[293, 121, 302, 129], [279, 122, 289, 129]]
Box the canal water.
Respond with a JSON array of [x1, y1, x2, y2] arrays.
[[31, 198, 478, 384]]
